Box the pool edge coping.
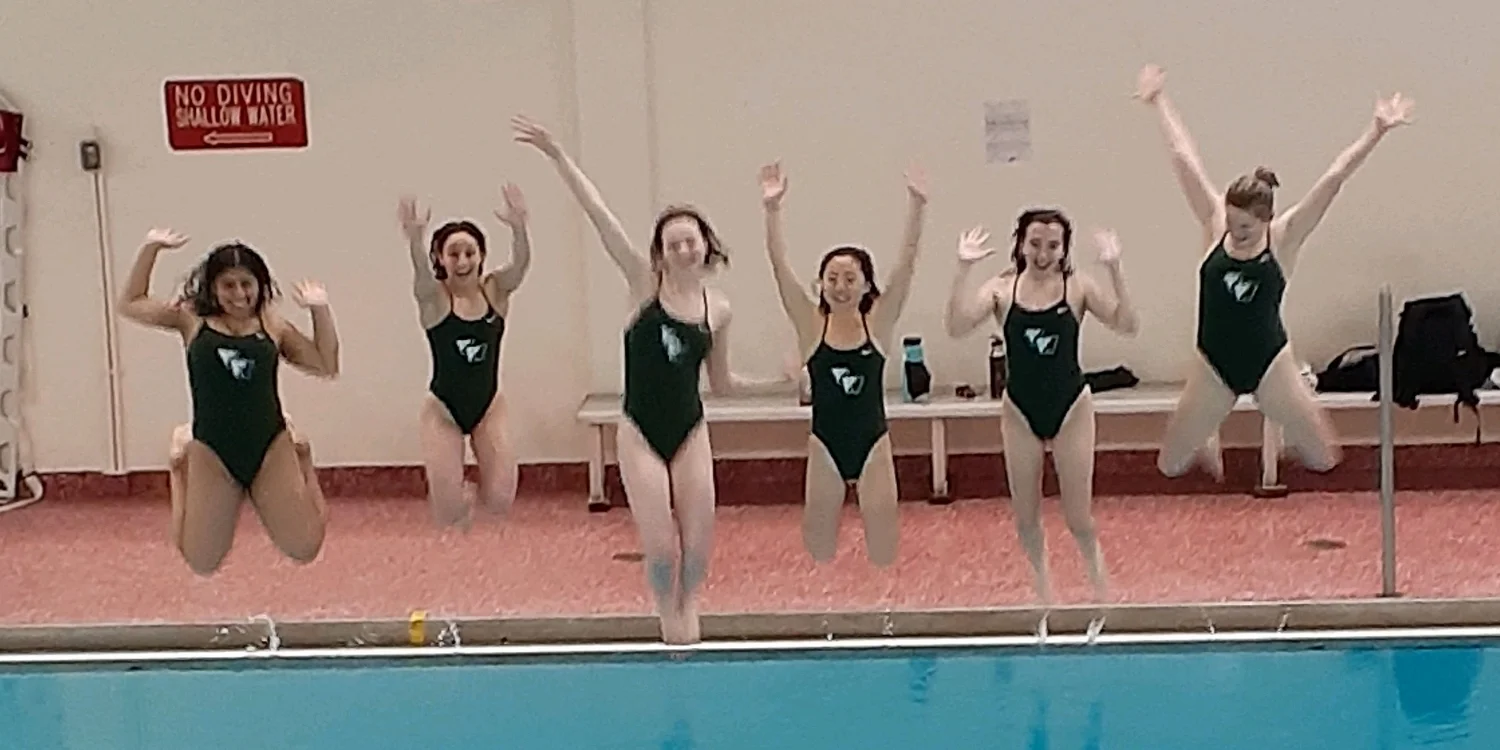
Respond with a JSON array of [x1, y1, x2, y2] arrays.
[[5, 596, 1500, 657]]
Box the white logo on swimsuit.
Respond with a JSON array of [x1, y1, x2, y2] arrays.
[[660, 325, 687, 364], [1024, 328, 1058, 356], [216, 347, 254, 381], [1223, 271, 1259, 303], [829, 366, 866, 396], [455, 338, 488, 364]]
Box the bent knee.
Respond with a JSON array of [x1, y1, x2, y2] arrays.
[[429, 495, 470, 527], [1305, 443, 1342, 473], [801, 524, 838, 564], [476, 486, 516, 516], [285, 542, 323, 565], [1156, 450, 1190, 478], [806, 545, 837, 564], [278, 524, 326, 565], [170, 426, 193, 466], [180, 542, 229, 577], [425, 469, 469, 514]]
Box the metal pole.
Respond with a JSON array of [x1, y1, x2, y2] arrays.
[[1377, 285, 1398, 596]]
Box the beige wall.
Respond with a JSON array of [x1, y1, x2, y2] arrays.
[[2, 0, 1496, 473]]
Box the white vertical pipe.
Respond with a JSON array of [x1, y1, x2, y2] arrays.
[[90, 135, 126, 475], [1259, 417, 1280, 487], [1377, 285, 1397, 596]]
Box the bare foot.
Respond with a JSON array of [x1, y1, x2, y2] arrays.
[[678, 598, 702, 645], [1086, 615, 1106, 644], [660, 610, 692, 645]]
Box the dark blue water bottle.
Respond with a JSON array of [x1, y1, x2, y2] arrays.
[[902, 335, 932, 403]]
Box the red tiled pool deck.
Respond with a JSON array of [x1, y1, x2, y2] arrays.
[[5, 487, 1500, 632]]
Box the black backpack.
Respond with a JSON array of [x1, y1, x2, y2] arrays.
[[1316, 345, 1379, 393], [1392, 293, 1497, 441]]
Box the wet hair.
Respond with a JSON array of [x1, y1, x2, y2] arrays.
[[429, 220, 488, 281], [1011, 208, 1073, 273], [1225, 166, 1280, 221], [649, 205, 728, 272], [182, 241, 278, 317], [816, 245, 882, 314]]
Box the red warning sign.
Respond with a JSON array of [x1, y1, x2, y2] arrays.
[[163, 77, 309, 151], [0, 110, 22, 172]]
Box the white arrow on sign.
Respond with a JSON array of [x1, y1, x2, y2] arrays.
[[202, 131, 275, 146]]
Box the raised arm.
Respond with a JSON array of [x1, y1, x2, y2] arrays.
[[944, 226, 1002, 339], [869, 166, 929, 341], [512, 115, 652, 297], [397, 197, 446, 326], [118, 228, 193, 335], [758, 162, 820, 352], [1135, 65, 1221, 230], [704, 292, 795, 397], [268, 281, 340, 379], [1080, 229, 1140, 336], [1278, 93, 1414, 259], [487, 182, 533, 294]]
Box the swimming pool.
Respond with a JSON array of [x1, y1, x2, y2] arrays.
[[0, 631, 1490, 749]]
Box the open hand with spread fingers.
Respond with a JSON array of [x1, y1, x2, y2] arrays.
[[957, 226, 994, 264], [494, 182, 528, 228], [511, 115, 561, 158], [145, 228, 190, 250], [398, 197, 430, 240], [291, 280, 329, 308], [1093, 228, 1123, 267], [759, 162, 787, 209], [1134, 64, 1165, 104], [1374, 92, 1415, 133]]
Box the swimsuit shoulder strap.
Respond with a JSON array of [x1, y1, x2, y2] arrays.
[[257, 312, 282, 352]]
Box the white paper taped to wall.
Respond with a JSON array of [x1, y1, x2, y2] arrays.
[[984, 100, 1031, 164]]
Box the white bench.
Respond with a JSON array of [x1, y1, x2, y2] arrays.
[[575, 385, 1500, 510]]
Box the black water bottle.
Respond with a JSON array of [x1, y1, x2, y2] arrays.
[[988, 334, 1007, 399]]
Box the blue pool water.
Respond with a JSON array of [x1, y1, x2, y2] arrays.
[[0, 639, 1491, 749]]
